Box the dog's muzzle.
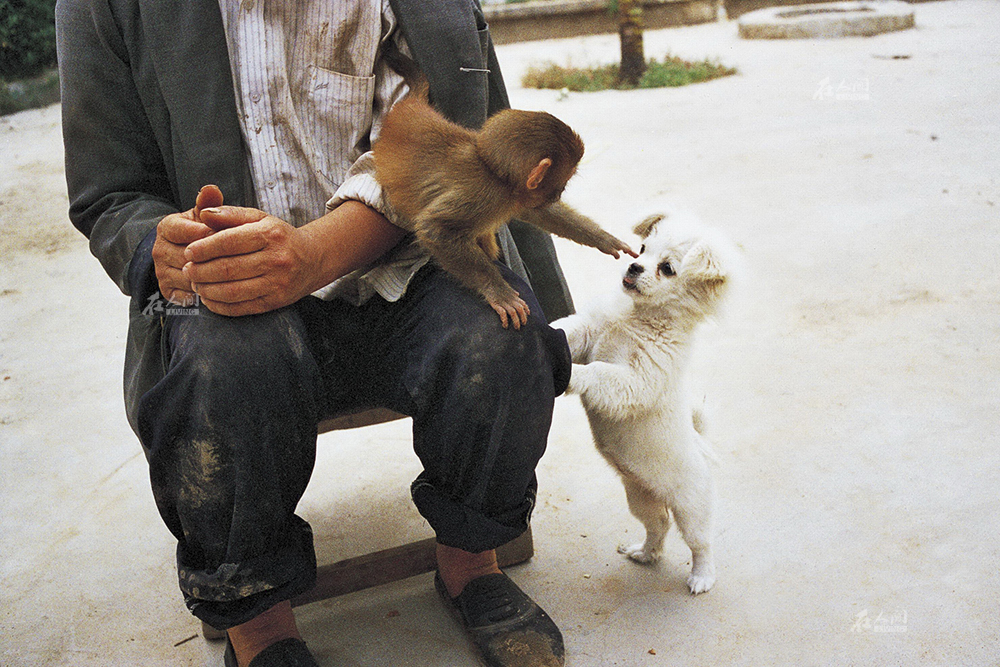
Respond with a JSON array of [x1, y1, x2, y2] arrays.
[[623, 263, 644, 291]]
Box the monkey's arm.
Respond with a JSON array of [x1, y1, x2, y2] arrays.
[[520, 201, 637, 259], [416, 221, 531, 329]]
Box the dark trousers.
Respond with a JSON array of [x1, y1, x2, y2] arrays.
[[136, 264, 571, 629]]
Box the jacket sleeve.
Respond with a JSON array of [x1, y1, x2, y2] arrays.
[[56, 0, 178, 299]]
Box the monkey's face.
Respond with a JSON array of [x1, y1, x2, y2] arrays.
[[482, 109, 583, 209], [520, 183, 566, 209]]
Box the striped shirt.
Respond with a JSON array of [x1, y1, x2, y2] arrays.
[[218, 0, 429, 303]]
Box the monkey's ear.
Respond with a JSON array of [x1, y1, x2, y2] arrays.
[[525, 158, 552, 190], [632, 213, 666, 239]]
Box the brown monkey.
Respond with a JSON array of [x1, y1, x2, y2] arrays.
[[372, 48, 636, 329]]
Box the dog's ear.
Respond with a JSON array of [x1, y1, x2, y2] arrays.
[[632, 213, 666, 239], [681, 242, 728, 286]]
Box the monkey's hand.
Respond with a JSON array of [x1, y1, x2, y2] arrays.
[[591, 228, 639, 260], [416, 226, 532, 330]]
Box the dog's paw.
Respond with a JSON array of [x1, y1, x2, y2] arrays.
[[687, 557, 716, 594], [686, 572, 716, 595], [618, 542, 661, 564]]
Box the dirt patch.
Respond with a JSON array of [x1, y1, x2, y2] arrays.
[[795, 287, 946, 330], [0, 160, 81, 256]]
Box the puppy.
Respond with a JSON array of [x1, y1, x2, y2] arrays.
[[553, 210, 736, 594]]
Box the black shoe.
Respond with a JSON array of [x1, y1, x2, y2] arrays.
[[436, 572, 565, 667], [224, 637, 318, 667]]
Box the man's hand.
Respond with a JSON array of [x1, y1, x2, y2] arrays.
[[154, 184, 407, 318], [183, 207, 324, 317], [152, 185, 226, 306]]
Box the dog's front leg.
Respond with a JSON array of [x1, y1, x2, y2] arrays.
[[568, 361, 656, 420], [551, 315, 595, 363]]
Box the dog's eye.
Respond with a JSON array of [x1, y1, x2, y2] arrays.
[[658, 262, 675, 277], [639, 244, 646, 255]]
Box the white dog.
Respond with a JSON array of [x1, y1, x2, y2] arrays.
[[553, 211, 736, 595]]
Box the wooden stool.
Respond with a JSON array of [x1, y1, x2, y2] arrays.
[[201, 408, 534, 639]]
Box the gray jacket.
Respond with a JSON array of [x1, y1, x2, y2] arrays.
[[56, 0, 574, 437]]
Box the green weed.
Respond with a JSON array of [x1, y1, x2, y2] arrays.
[[522, 55, 737, 92]]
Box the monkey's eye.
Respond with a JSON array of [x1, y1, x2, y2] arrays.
[[639, 244, 646, 255], [658, 261, 675, 277]]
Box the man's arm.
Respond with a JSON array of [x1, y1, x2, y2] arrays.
[[57, 0, 180, 297], [58, 0, 254, 305]]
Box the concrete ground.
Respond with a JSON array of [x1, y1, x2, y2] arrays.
[[1, 1, 998, 664]]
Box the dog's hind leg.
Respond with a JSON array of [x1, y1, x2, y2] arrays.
[[617, 475, 670, 564], [672, 496, 716, 594]]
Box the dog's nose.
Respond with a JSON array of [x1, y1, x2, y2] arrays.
[[627, 263, 645, 274]]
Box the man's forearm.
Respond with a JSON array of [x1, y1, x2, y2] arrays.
[[297, 200, 409, 294]]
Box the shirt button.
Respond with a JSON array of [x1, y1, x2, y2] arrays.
[[251, 93, 261, 103]]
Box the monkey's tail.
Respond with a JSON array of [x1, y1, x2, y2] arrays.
[[382, 40, 430, 101]]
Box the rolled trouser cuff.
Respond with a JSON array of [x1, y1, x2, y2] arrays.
[[412, 476, 536, 554], [180, 515, 317, 630]]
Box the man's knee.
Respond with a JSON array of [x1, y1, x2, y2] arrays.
[[140, 307, 321, 539], [438, 309, 569, 409], [164, 306, 315, 392], [137, 305, 322, 463], [408, 314, 565, 551], [168, 306, 311, 363]]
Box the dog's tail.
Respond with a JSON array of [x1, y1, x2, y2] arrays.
[[692, 405, 707, 436], [692, 405, 721, 466]]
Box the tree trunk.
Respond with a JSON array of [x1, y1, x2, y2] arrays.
[[617, 0, 646, 86]]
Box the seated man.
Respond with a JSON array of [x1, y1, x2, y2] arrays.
[[57, 1, 575, 666]]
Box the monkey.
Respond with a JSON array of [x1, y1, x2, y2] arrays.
[[372, 46, 636, 329]]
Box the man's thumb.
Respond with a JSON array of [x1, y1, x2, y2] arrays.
[[194, 184, 224, 216]]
